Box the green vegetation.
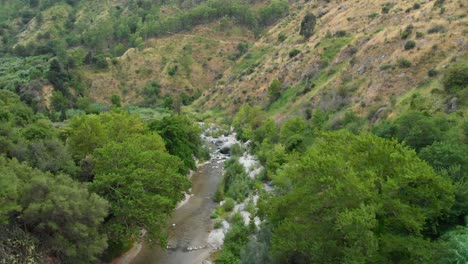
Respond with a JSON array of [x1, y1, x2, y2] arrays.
[[299, 13, 316, 39], [1, 0, 467, 263], [261, 131, 453, 263], [401, 24, 414, 39], [442, 61, 468, 93], [397, 58, 412, 68], [0, 89, 204, 262], [223, 86, 467, 262], [268, 79, 282, 104], [320, 36, 353, 62], [405, 40, 416, 50]]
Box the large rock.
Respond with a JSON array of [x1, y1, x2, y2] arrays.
[[219, 146, 230, 155]]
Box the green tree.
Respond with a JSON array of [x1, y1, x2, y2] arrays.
[[66, 112, 147, 160], [394, 112, 442, 151], [0, 158, 20, 223], [51, 91, 69, 121], [0, 157, 109, 263], [442, 60, 468, 93], [279, 117, 308, 152], [149, 115, 203, 173], [47, 59, 68, 95], [262, 131, 454, 263], [111, 94, 121, 107], [232, 104, 268, 141], [299, 13, 316, 39], [268, 79, 282, 104], [91, 134, 190, 244]]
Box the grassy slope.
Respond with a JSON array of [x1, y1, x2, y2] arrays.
[[84, 23, 254, 105], [197, 0, 467, 124]]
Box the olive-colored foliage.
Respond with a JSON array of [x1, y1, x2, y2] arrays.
[[442, 60, 468, 93], [374, 112, 444, 151], [222, 158, 253, 202], [262, 131, 454, 263], [232, 104, 268, 141], [66, 111, 147, 160], [91, 134, 190, 245], [0, 158, 20, 223], [279, 117, 308, 152], [0, 90, 77, 175], [419, 140, 468, 179], [268, 79, 282, 104], [0, 156, 109, 263], [256, 141, 287, 180], [149, 114, 204, 173], [217, 213, 250, 264], [299, 13, 316, 38]]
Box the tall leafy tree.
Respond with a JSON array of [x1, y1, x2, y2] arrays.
[[149, 115, 203, 174], [261, 131, 454, 263], [0, 156, 109, 263], [91, 134, 190, 244]]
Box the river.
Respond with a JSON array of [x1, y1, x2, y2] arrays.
[[130, 139, 228, 264]]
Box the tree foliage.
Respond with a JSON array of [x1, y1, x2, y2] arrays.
[[0, 156, 109, 263], [299, 13, 316, 39], [91, 134, 190, 244], [261, 131, 454, 263], [149, 114, 205, 173]]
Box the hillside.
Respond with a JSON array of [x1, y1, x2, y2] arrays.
[[1, 0, 465, 124], [0, 0, 468, 263], [199, 0, 467, 124]]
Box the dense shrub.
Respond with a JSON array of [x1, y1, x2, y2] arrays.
[[397, 58, 412, 68], [442, 61, 468, 93], [300, 13, 316, 38], [427, 25, 447, 34], [288, 49, 300, 58], [404, 40, 416, 50], [401, 25, 414, 39]]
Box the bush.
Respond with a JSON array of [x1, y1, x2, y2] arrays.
[[369, 13, 379, 19], [278, 33, 287, 42], [214, 183, 225, 202], [111, 94, 121, 107], [381, 2, 396, 14], [397, 58, 412, 68], [334, 30, 348, 37], [268, 79, 282, 103], [300, 13, 317, 38], [380, 63, 394, 71], [214, 219, 223, 229], [427, 25, 446, 34], [428, 69, 439, 77], [442, 61, 468, 93], [404, 40, 416, 50], [401, 24, 414, 39], [289, 49, 300, 58], [223, 198, 235, 212], [168, 65, 178, 76], [92, 54, 109, 69], [434, 0, 445, 8]]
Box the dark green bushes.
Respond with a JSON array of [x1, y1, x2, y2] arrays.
[[405, 40, 416, 50], [442, 61, 468, 93], [288, 49, 300, 58], [300, 13, 316, 38]]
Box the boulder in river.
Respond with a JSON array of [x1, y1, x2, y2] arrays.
[[219, 146, 230, 155]]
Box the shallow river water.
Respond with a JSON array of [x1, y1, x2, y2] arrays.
[[131, 142, 225, 264]]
